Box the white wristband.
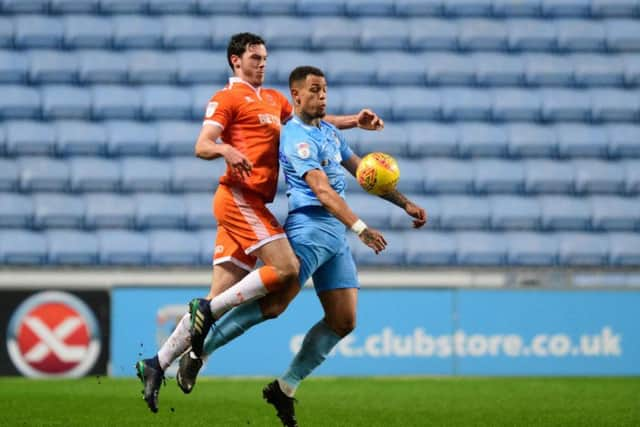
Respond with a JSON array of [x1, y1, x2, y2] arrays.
[[350, 219, 367, 236]]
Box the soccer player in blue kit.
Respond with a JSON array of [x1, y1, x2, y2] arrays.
[[177, 65, 426, 426]]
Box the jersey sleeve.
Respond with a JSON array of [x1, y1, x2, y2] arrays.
[[203, 89, 235, 130], [282, 131, 321, 179]]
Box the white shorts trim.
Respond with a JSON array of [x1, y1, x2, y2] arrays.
[[203, 120, 224, 129], [213, 256, 254, 272], [245, 233, 288, 255]]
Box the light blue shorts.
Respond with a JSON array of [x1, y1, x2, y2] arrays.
[[285, 206, 359, 294]]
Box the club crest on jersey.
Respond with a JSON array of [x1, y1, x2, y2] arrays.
[[244, 96, 254, 103], [205, 102, 218, 117], [296, 142, 311, 159]]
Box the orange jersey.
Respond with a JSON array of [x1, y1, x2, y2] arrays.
[[203, 77, 293, 203]]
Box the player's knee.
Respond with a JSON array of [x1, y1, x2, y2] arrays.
[[260, 299, 291, 319], [275, 257, 299, 286], [329, 317, 356, 338]]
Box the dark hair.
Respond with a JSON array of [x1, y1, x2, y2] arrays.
[[227, 32, 266, 71], [288, 66, 325, 88]]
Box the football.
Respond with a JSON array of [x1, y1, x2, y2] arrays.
[[356, 152, 400, 196]]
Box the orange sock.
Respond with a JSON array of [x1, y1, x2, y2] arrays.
[[259, 265, 281, 292]]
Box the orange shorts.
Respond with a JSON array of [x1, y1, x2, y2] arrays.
[[211, 184, 286, 271]]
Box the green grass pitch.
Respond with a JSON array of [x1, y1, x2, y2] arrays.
[[0, 377, 638, 426]]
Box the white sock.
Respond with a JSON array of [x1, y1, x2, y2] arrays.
[[157, 313, 190, 370], [277, 378, 297, 398], [209, 269, 269, 319]]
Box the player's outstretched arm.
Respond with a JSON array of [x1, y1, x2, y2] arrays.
[[194, 124, 252, 180], [342, 154, 427, 229], [304, 169, 387, 254], [325, 109, 385, 131]]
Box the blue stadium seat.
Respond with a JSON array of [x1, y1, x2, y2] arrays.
[[349, 194, 392, 229], [113, 16, 163, 49], [163, 16, 210, 49], [247, 0, 296, 14], [171, 156, 225, 192], [458, 19, 508, 50], [177, 51, 228, 84], [128, 51, 176, 84], [446, 1, 494, 16], [390, 195, 435, 228], [605, 19, 640, 51], [394, 159, 424, 194], [345, 0, 395, 16], [475, 54, 525, 86], [542, 0, 591, 17], [0, 51, 28, 83], [493, 0, 541, 16], [540, 196, 591, 230], [395, 0, 442, 16], [607, 124, 640, 157], [0, 86, 40, 119], [358, 126, 409, 157], [210, 16, 263, 48], [0, 230, 47, 265], [573, 54, 625, 86], [34, 194, 85, 228], [1, 0, 48, 13], [298, 0, 346, 15], [490, 195, 541, 229], [409, 19, 458, 50], [135, 194, 186, 229], [456, 232, 507, 265], [439, 196, 491, 229], [310, 17, 359, 49], [15, 16, 63, 49], [353, 231, 406, 266], [141, 86, 191, 120], [63, 15, 112, 49], [51, 0, 100, 13], [625, 160, 640, 194], [92, 86, 141, 119], [556, 19, 606, 51], [326, 52, 377, 85], [591, 89, 640, 122], [0, 193, 33, 227], [79, 51, 128, 84], [524, 160, 575, 193], [0, 125, 4, 154], [525, 54, 574, 86], [458, 123, 508, 157], [608, 233, 640, 266], [442, 88, 492, 120], [197, 228, 216, 265], [148, 0, 196, 13], [508, 20, 556, 51], [268, 50, 327, 85], [423, 159, 474, 193], [591, 196, 639, 231], [99, 0, 147, 13], [106, 121, 157, 156], [406, 231, 456, 265], [98, 230, 149, 265], [262, 17, 312, 49], [29, 51, 78, 84], [69, 157, 120, 192], [623, 55, 640, 85], [556, 124, 608, 158], [474, 159, 524, 193], [55, 121, 107, 156], [185, 193, 215, 229], [377, 53, 427, 86], [157, 121, 200, 156], [573, 159, 626, 194], [592, 0, 638, 17], [424, 53, 475, 85], [507, 124, 557, 158], [390, 87, 440, 121], [558, 232, 609, 266], [121, 158, 171, 192], [6, 121, 56, 155], [41, 86, 91, 120], [0, 18, 12, 48], [406, 122, 457, 157], [85, 194, 135, 228], [541, 89, 592, 121], [47, 230, 98, 265], [149, 230, 201, 265], [191, 84, 216, 120], [0, 159, 18, 190], [341, 87, 391, 120], [492, 89, 541, 122], [506, 232, 558, 266], [360, 18, 409, 50]]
